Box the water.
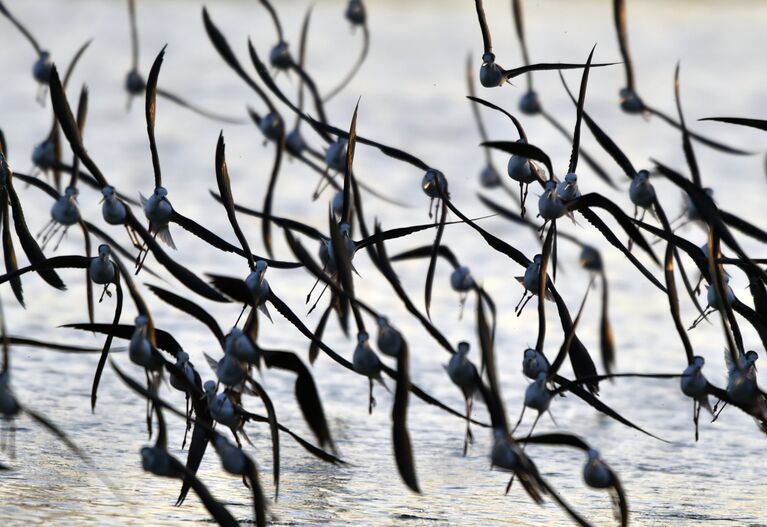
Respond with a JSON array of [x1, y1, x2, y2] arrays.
[[1, 0, 767, 525]]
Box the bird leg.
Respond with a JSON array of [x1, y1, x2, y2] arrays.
[[537, 219, 549, 239], [312, 169, 336, 200], [307, 283, 330, 315], [367, 378, 376, 415], [305, 263, 328, 305], [693, 399, 700, 442], [519, 182, 528, 217], [462, 396, 474, 457], [8, 418, 15, 460], [515, 293, 533, 317], [511, 406, 526, 435], [36, 218, 57, 243], [458, 292, 468, 320], [688, 307, 714, 330], [232, 428, 243, 448], [525, 413, 542, 443], [51, 226, 69, 252], [234, 303, 248, 327], [98, 284, 112, 303], [547, 409, 558, 428], [712, 401, 728, 422], [145, 370, 154, 439], [181, 393, 191, 450], [693, 274, 704, 296], [514, 289, 529, 313], [135, 231, 157, 275], [36, 84, 48, 106], [504, 473, 517, 495]]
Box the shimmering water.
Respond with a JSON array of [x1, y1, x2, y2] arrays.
[[1, 0, 767, 525]]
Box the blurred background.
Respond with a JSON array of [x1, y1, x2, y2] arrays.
[[1, 0, 766, 525]]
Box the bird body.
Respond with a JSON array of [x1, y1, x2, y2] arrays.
[[205, 383, 240, 429], [524, 373, 552, 413], [214, 435, 248, 475], [88, 245, 115, 285], [259, 111, 284, 141], [141, 446, 176, 477], [143, 187, 173, 226], [583, 449, 612, 489], [50, 186, 80, 226], [169, 351, 196, 393], [507, 144, 539, 184], [325, 139, 347, 172], [538, 180, 566, 220], [225, 328, 259, 364], [523, 348, 549, 379], [0, 372, 20, 417], [101, 186, 127, 225], [628, 170, 655, 208], [680, 357, 708, 399], [445, 342, 478, 394], [352, 332, 382, 379], [129, 316, 162, 370], [556, 173, 580, 201], [376, 317, 403, 357], [450, 266, 475, 292]]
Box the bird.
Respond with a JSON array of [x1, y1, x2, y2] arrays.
[[212, 434, 268, 527], [0, 0, 54, 102], [123, 0, 243, 123], [444, 341, 484, 456], [322, 0, 369, 101], [136, 397, 239, 526], [508, 0, 615, 188], [352, 331, 388, 414], [520, 433, 628, 527], [611, 0, 749, 155], [472, 0, 614, 88]]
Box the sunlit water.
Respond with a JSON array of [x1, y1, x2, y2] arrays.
[[1, 0, 767, 525]]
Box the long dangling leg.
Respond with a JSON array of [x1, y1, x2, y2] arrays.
[[511, 406, 526, 435], [693, 399, 700, 442], [462, 396, 474, 457], [367, 378, 375, 415], [516, 294, 533, 316]]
